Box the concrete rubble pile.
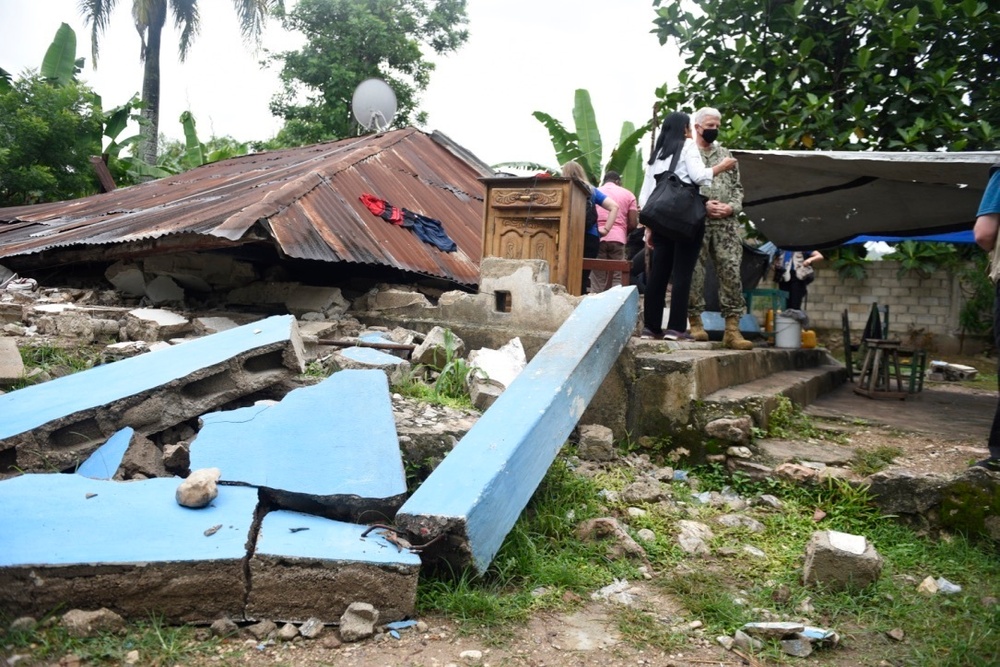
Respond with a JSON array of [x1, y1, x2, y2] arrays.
[[0, 260, 636, 636]]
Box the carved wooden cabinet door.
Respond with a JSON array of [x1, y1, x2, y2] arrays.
[[481, 177, 585, 295]]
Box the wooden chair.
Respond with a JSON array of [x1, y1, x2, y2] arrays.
[[841, 309, 860, 381], [860, 302, 926, 393]]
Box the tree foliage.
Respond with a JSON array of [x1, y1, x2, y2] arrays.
[[267, 0, 469, 147], [652, 0, 1000, 151], [80, 0, 282, 164], [0, 74, 102, 206]]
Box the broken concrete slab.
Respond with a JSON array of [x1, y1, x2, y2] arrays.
[[104, 261, 147, 296], [0, 336, 24, 383], [757, 438, 856, 466], [0, 474, 259, 622], [142, 252, 258, 292], [247, 510, 420, 623], [76, 427, 133, 479], [144, 275, 185, 304], [411, 326, 464, 370], [0, 315, 305, 475], [123, 308, 190, 341], [334, 346, 411, 384], [396, 286, 640, 573], [190, 369, 406, 522]]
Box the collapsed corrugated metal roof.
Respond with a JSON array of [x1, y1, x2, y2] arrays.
[[0, 128, 491, 286]]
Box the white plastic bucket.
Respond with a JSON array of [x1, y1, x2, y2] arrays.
[[774, 315, 801, 349]]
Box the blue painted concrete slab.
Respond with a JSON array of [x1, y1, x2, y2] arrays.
[[0, 474, 258, 566], [190, 369, 406, 519], [246, 511, 420, 622], [248, 510, 420, 622], [397, 286, 640, 572], [76, 427, 134, 479], [339, 346, 406, 366], [255, 510, 420, 566], [0, 315, 300, 440]]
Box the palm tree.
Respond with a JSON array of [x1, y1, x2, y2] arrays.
[[81, 0, 282, 166]]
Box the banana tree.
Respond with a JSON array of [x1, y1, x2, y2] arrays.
[[495, 88, 650, 195], [40, 23, 84, 86]]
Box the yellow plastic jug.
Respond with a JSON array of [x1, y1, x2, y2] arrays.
[[801, 329, 817, 349]]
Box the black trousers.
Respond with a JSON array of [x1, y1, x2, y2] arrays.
[[582, 233, 600, 293], [777, 278, 808, 310], [643, 227, 705, 333], [990, 280, 1000, 459]]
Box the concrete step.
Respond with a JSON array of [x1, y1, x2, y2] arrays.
[[700, 363, 847, 429], [625, 344, 844, 441]]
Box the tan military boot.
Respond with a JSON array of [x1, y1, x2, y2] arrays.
[[723, 315, 754, 350], [688, 314, 709, 342]]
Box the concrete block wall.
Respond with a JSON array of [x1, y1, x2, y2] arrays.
[[757, 260, 983, 355]]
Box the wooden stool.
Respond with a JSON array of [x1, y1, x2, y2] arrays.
[[854, 339, 908, 399]]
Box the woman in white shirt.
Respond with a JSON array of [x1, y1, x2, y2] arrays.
[[639, 111, 737, 340]]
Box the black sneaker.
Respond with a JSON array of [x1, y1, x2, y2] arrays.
[[974, 458, 1000, 472]]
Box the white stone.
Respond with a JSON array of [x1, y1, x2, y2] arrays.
[[828, 530, 866, 555]]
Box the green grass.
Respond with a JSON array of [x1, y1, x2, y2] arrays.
[[851, 444, 904, 476], [5, 343, 102, 390], [0, 614, 219, 666]]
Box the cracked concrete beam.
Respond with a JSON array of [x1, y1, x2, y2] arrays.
[[247, 510, 420, 623], [0, 315, 306, 476], [0, 475, 259, 622], [396, 286, 640, 573], [190, 370, 407, 522]]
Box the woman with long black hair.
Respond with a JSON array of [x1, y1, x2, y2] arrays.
[[638, 111, 737, 339]]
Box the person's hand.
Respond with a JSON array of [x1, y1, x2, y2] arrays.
[[719, 156, 737, 171], [644, 227, 653, 247], [706, 200, 732, 218]]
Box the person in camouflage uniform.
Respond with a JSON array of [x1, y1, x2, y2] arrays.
[[688, 107, 753, 350]]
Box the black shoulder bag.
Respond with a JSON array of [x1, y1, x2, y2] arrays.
[[638, 148, 707, 242]]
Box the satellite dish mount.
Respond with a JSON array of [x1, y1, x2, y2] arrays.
[[352, 78, 398, 133]]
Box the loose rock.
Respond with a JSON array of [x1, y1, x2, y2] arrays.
[[339, 602, 379, 642], [176, 467, 221, 508]]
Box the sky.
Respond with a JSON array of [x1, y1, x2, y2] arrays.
[[0, 0, 681, 169]]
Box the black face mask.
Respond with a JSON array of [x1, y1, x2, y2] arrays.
[[701, 128, 719, 144]]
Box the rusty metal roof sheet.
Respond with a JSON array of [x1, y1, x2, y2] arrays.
[[0, 128, 491, 286]]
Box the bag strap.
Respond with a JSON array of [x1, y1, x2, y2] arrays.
[[666, 146, 682, 174]]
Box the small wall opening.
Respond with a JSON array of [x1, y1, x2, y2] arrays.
[[494, 291, 512, 313], [182, 371, 237, 399], [243, 350, 285, 375], [51, 417, 104, 449]]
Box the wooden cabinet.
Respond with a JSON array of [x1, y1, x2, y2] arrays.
[[481, 176, 590, 296]]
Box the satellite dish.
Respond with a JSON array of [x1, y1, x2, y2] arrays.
[[352, 78, 397, 132]]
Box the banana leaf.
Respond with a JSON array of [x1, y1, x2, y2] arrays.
[[532, 111, 586, 171], [491, 161, 559, 175], [572, 89, 601, 183], [180, 111, 206, 169], [41, 23, 79, 86], [608, 122, 648, 197]]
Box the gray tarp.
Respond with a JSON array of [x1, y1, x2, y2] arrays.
[[732, 150, 1000, 250]]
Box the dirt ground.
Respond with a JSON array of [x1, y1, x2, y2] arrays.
[[805, 379, 996, 476]]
